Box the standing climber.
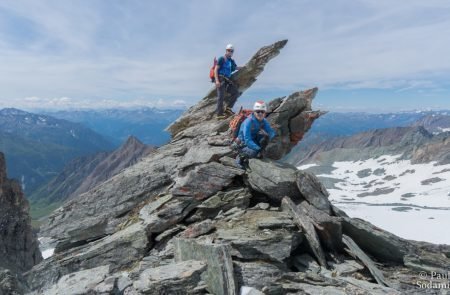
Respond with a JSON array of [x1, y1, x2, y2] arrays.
[[234, 101, 276, 168], [215, 44, 240, 119]]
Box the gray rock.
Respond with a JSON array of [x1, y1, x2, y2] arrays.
[[178, 141, 231, 170], [116, 272, 134, 293], [214, 210, 301, 262], [241, 286, 265, 295], [331, 205, 349, 218], [223, 207, 246, 218], [123, 286, 140, 295], [202, 189, 251, 212], [233, 261, 283, 292], [299, 201, 343, 252], [281, 197, 327, 268], [342, 234, 391, 287], [187, 188, 251, 222], [208, 135, 231, 146], [141, 196, 198, 234], [41, 265, 110, 295], [282, 283, 348, 295], [172, 162, 243, 200], [133, 260, 206, 294], [0, 268, 28, 295], [154, 225, 185, 242], [296, 170, 331, 213], [256, 215, 296, 230], [320, 269, 402, 295], [219, 156, 243, 169], [264, 90, 325, 160], [292, 254, 321, 273], [0, 153, 42, 273], [139, 194, 173, 222], [26, 222, 149, 291], [402, 232, 450, 276], [329, 260, 364, 277], [180, 219, 215, 239], [342, 217, 411, 263], [403, 253, 450, 275], [131, 240, 176, 278], [93, 276, 117, 294], [247, 159, 301, 202], [174, 239, 237, 295], [253, 202, 270, 210]]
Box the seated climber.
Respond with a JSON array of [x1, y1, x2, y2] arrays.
[[235, 101, 276, 168], [214, 44, 240, 120]]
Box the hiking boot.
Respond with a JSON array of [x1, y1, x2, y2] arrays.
[[225, 107, 234, 115], [235, 156, 245, 170], [216, 114, 227, 120]]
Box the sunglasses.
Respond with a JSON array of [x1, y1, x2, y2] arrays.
[[255, 110, 266, 114], [227, 49, 234, 52]]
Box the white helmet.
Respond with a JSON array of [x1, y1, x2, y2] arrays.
[[226, 44, 234, 50], [253, 101, 267, 112]]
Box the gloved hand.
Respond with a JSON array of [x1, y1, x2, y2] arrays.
[[258, 129, 269, 137], [259, 135, 269, 150]]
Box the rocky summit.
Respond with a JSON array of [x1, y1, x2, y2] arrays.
[[4, 40, 448, 294]]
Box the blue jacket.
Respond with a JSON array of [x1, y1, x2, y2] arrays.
[[237, 114, 276, 151], [217, 56, 237, 78]]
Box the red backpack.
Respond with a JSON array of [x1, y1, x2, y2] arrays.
[[209, 57, 218, 82], [229, 107, 253, 143]]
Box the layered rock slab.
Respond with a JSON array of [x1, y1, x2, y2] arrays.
[[26, 222, 150, 292], [213, 210, 301, 263], [174, 239, 237, 295], [264, 88, 325, 160], [132, 260, 206, 295], [40, 146, 180, 251], [167, 40, 288, 138]]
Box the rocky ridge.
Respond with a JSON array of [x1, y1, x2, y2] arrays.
[[15, 41, 450, 294], [413, 113, 450, 134], [42, 107, 184, 146], [293, 125, 450, 167], [284, 110, 450, 165], [0, 152, 42, 294], [0, 108, 114, 195], [29, 136, 155, 216]]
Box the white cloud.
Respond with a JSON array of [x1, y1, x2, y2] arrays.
[[0, 96, 186, 110], [0, 0, 449, 110]]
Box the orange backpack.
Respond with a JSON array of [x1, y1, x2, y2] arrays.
[[209, 57, 218, 82], [229, 107, 253, 142]]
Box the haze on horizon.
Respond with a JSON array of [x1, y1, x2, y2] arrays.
[[0, 0, 450, 112]]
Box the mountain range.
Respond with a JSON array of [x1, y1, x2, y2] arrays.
[[285, 110, 450, 164], [41, 107, 183, 146], [289, 115, 450, 244], [412, 113, 450, 134], [29, 136, 155, 219], [0, 108, 114, 194]]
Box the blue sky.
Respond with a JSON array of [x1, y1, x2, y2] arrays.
[[0, 0, 450, 112]]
